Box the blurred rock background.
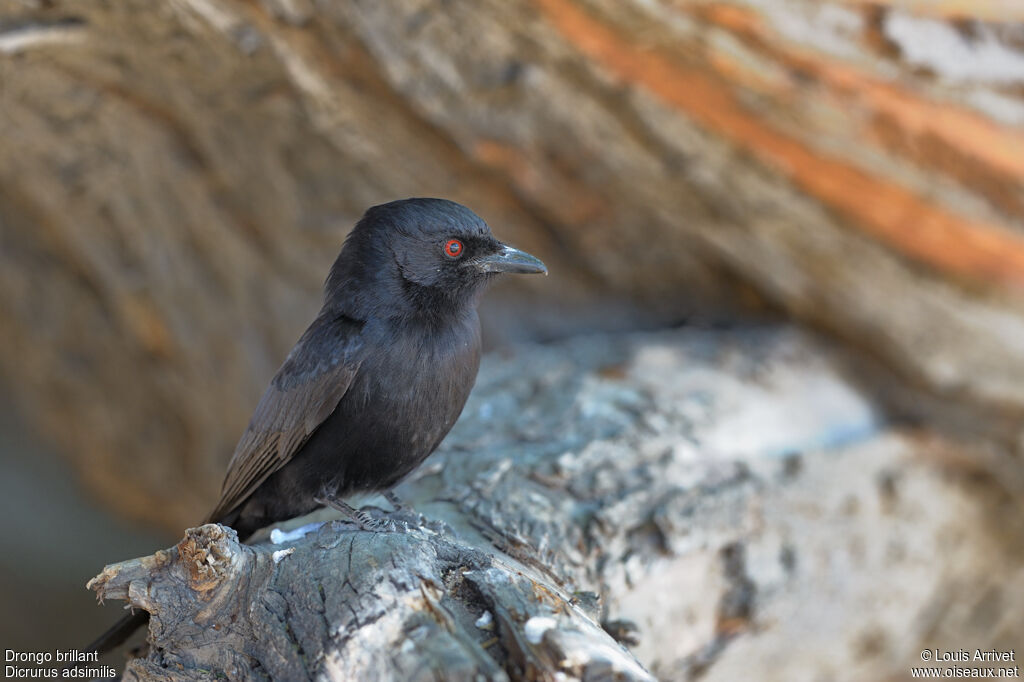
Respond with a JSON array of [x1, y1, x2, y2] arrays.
[[0, 0, 1022, 671]]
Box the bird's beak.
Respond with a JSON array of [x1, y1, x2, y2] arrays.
[[473, 244, 548, 275]]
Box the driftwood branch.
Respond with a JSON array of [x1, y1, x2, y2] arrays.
[[87, 328, 1024, 680], [89, 523, 653, 681]]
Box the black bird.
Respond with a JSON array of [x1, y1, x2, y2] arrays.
[[86, 197, 546, 655]]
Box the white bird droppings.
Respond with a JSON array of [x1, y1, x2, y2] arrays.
[[270, 521, 325, 544], [524, 616, 557, 644]]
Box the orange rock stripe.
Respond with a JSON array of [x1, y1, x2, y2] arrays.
[[533, 0, 1024, 286]]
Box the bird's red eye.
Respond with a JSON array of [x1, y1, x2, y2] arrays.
[[444, 239, 463, 258]]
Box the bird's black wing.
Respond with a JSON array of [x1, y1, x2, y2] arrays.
[[207, 311, 364, 523]]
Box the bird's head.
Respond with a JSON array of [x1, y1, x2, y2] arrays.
[[326, 198, 546, 318]]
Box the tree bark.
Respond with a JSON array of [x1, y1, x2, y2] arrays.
[[2, 0, 1023, 530], [87, 328, 1024, 680]]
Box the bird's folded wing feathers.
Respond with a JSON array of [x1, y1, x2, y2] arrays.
[[207, 313, 363, 523]]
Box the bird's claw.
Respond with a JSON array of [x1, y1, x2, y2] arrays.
[[317, 494, 442, 534], [348, 504, 411, 533], [363, 516, 402, 533]]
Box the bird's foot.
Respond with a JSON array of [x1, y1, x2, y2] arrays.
[[379, 490, 426, 526], [380, 491, 451, 532], [316, 495, 411, 533], [316, 491, 452, 534], [388, 508, 453, 535], [358, 514, 403, 533], [383, 490, 411, 512]]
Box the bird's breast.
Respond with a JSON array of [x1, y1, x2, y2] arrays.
[[332, 313, 481, 489]]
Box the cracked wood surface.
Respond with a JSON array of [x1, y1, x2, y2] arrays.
[[88, 328, 1024, 680], [1, 1, 1024, 533]]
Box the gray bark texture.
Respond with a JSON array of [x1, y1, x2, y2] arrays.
[[88, 328, 1024, 681], [2, 0, 1024, 532]]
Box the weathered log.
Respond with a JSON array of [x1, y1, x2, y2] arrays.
[[1, 0, 1024, 530], [87, 328, 1024, 680]]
